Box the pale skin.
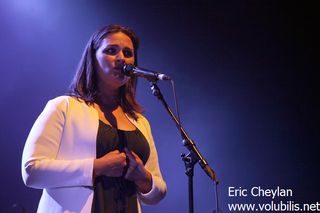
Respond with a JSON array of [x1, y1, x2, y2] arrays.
[[93, 32, 152, 194]]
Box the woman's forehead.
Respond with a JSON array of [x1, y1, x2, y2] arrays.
[[102, 32, 134, 49]]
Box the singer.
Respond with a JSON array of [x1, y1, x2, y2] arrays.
[[21, 24, 167, 213]]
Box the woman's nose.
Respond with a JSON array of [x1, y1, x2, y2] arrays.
[[115, 51, 125, 60], [115, 52, 125, 68]]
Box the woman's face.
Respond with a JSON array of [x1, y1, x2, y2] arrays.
[[95, 32, 135, 90]]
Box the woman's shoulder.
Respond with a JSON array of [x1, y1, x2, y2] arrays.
[[49, 95, 86, 104], [135, 113, 151, 128], [46, 95, 88, 110], [134, 112, 146, 120]]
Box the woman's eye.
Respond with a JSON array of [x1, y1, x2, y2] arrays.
[[104, 47, 117, 55], [123, 49, 133, 58]]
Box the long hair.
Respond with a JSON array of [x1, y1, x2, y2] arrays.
[[67, 24, 142, 120]]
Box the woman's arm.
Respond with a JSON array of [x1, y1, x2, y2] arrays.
[[135, 115, 167, 205], [21, 97, 94, 189]]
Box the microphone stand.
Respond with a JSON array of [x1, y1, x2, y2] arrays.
[[149, 81, 219, 213]]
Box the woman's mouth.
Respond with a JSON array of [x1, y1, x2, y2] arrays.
[[112, 69, 126, 79]]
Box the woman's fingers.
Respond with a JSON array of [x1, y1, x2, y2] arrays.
[[123, 149, 152, 193], [124, 148, 142, 163], [130, 151, 141, 162], [124, 148, 146, 181], [94, 150, 127, 177], [124, 148, 136, 180], [124, 148, 135, 161], [95, 148, 146, 180]]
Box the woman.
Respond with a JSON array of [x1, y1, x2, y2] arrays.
[[21, 24, 166, 213]]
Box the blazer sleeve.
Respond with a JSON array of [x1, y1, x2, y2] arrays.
[[136, 115, 167, 205], [21, 97, 94, 189]]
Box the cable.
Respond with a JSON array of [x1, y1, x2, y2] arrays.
[[170, 79, 182, 129]]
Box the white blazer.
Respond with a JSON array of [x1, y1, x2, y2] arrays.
[[21, 96, 166, 213]]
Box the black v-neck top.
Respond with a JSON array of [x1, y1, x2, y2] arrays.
[[91, 120, 150, 213]]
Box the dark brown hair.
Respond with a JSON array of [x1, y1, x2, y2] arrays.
[[67, 24, 142, 120]]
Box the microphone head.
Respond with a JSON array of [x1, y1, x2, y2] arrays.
[[122, 64, 135, 76]]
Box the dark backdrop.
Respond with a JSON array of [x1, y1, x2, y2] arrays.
[[0, 0, 318, 212]]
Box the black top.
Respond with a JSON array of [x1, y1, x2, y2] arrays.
[[92, 120, 150, 213]]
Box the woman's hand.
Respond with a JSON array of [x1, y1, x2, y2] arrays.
[[94, 150, 127, 177], [124, 148, 152, 193]]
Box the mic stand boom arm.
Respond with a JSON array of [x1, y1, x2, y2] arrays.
[[150, 82, 219, 213]]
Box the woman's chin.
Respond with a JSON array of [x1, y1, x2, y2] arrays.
[[113, 73, 129, 85]]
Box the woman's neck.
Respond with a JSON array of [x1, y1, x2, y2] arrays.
[[96, 83, 120, 109]]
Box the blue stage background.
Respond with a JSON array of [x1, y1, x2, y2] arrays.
[[0, 0, 318, 212]]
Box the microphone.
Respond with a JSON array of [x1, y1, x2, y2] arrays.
[[122, 64, 171, 81]]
